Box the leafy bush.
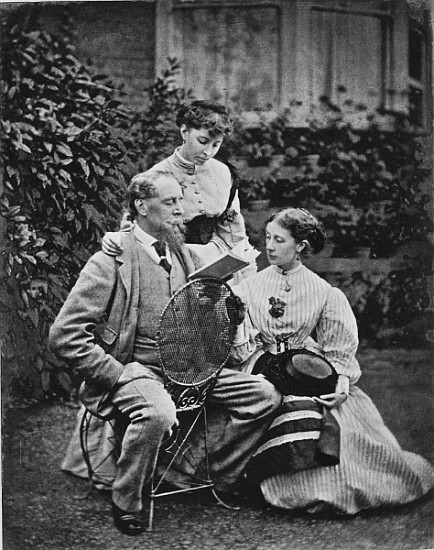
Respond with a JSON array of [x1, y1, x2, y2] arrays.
[[0, 19, 139, 401], [324, 268, 432, 345], [310, 101, 432, 256], [230, 96, 432, 341], [224, 96, 432, 258]]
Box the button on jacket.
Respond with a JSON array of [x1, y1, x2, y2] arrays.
[[149, 149, 247, 252]]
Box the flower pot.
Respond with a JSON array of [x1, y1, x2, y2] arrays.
[[248, 199, 271, 212]]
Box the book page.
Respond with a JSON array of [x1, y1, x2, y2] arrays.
[[188, 251, 250, 281]]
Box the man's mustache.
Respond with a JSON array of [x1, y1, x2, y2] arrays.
[[161, 219, 186, 250], [166, 217, 186, 233]]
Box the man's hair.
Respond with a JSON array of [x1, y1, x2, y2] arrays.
[[127, 169, 176, 219]]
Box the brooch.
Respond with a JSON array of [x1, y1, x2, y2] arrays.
[[268, 297, 286, 318], [222, 208, 238, 223]]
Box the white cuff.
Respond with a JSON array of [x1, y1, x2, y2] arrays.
[[336, 374, 350, 396], [232, 323, 249, 346]]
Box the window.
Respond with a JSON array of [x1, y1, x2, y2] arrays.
[[172, 3, 280, 111], [309, 7, 390, 111], [408, 22, 427, 127]]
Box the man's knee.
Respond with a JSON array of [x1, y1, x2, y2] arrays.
[[130, 399, 177, 434], [151, 402, 178, 433]]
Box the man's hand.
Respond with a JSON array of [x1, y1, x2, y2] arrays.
[[102, 232, 124, 256]]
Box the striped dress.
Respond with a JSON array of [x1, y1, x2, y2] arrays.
[[232, 264, 434, 514]]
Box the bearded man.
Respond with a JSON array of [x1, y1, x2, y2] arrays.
[[49, 171, 281, 536]]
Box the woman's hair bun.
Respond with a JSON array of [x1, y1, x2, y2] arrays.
[[268, 207, 327, 256], [176, 100, 233, 135]]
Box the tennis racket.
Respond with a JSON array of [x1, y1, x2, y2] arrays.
[[156, 277, 239, 409]]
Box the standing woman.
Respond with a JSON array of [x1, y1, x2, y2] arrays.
[[231, 207, 434, 514], [103, 100, 255, 268]]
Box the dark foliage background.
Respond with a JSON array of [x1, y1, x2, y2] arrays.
[[0, 18, 139, 401]]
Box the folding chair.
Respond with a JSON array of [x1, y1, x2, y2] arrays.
[[79, 277, 240, 530]]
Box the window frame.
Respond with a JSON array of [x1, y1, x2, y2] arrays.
[[408, 17, 430, 131]]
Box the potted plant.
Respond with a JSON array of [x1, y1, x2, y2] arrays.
[[322, 203, 369, 258], [238, 176, 271, 211], [326, 199, 408, 258]]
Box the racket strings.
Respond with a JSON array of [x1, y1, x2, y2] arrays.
[[158, 280, 238, 386]]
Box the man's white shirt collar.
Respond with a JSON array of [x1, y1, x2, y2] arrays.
[[133, 223, 172, 264]]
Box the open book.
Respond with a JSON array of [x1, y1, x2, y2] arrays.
[[188, 240, 260, 281], [188, 251, 250, 281]]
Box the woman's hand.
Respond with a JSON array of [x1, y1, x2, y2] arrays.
[[101, 232, 123, 256], [226, 294, 247, 325], [313, 374, 349, 408], [313, 392, 347, 409]]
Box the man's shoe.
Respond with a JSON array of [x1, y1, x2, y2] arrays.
[[112, 501, 146, 536]]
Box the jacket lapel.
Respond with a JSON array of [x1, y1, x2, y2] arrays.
[[115, 231, 135, 301], [174, 244, 196, 277]]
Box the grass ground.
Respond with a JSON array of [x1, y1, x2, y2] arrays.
[[2, 346, 434, 550]]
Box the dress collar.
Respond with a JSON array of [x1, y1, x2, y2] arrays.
[[272, 263, 303, 276], [174, 147, 196, 175]]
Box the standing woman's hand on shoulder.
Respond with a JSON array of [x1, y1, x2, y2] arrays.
[[101, 212, 132, 256], [101, 232, 125, 256]]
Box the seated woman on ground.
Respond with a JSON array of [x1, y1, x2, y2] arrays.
[[230, 207, 434, 515]]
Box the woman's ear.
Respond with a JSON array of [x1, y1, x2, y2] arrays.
[[296, 240, 308, 254], [180, 124, 187, 142]]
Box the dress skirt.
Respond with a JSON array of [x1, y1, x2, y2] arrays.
[[258, 386, 434, 515]]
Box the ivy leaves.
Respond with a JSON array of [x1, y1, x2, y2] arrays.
[[0, 20, 138, 400]]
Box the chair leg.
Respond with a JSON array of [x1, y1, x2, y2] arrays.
[[147, 490, 155, 532], [202, 406, 211, 483], [79, 409, 93, 484], [146, 404, 242, 528], [202, 407, 240, 511], [147, 405, 213, 530], [78, 409, 124, 497], [210, 487, 241, 511]]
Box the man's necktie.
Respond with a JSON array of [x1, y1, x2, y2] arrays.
[[153, 241, 171, 274]]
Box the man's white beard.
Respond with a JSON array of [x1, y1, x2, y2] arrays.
[[161, 220, 186, 253]]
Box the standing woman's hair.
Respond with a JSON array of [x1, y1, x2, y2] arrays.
[[176, 100, 233, 136], [268, 208, 327, 256]]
